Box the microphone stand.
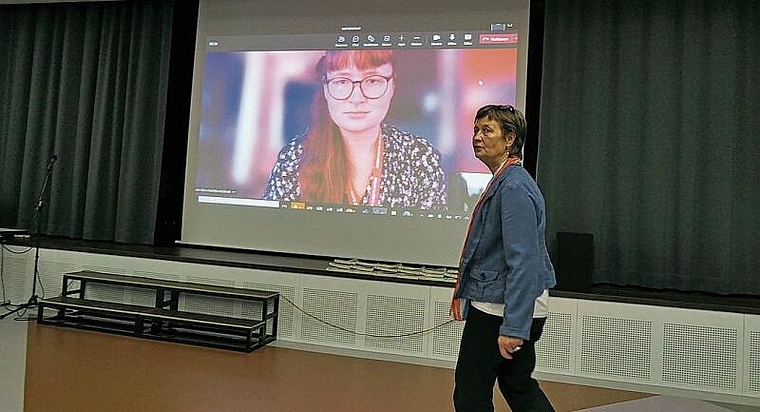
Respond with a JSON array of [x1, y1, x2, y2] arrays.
[[1, 155, 56, 320]]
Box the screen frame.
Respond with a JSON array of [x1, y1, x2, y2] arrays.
[[180, 0, 534, 267]]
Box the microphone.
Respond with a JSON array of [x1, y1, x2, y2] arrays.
[[46, 155, 58, 172], [35, 154, 58, 212]]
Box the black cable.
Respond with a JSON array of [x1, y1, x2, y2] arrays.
[[280, 295, 456, 338], [1, 244, 34, 254], [2, 305, 22, 319], [12, 307, 36, 322], [35, 264, 46, 299]]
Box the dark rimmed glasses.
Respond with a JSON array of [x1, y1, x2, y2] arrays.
[[323, 74, 394, 100]]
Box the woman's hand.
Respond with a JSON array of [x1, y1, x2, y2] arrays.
[[498, 335, 524, 359]]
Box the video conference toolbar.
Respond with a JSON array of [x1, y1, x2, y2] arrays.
[[206, 23, 518, 51]]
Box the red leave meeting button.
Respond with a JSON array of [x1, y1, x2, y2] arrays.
[[479, 33, 518, 44]]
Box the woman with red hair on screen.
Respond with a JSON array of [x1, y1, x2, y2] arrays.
[[263, 50, 446, 209]]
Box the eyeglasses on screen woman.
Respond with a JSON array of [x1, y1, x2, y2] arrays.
[[323, 75, 394, 100]]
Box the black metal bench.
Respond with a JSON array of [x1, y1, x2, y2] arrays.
[[37, 270, 279, 352]]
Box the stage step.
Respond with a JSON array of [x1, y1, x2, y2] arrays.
[[37, 271, 278, 352]]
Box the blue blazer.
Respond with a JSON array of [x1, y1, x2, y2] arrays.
[[454, 165, 556, 340]]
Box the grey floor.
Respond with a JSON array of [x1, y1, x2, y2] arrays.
[[1, 314, 28, 412], [579, 396, 759, 412], [2, 314, 758, 412]]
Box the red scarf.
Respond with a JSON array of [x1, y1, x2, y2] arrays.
[[450, 156, 522, 321]]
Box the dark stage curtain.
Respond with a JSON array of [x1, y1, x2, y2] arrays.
[[0, 2, 173, 244], [537, 0, 759, 295]]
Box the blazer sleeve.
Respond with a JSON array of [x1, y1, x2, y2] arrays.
[[499, 179, 545, 340]]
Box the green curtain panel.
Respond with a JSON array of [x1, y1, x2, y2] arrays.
[[0, 2, 173, 244], [537, 0, 759, 295]]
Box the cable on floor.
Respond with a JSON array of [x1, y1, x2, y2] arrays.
[[280, 294, 456, 338]]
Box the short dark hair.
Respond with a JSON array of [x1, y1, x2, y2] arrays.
[[475, 105, 527, 157]]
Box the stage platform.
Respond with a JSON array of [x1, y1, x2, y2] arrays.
[[4, 236, 758, 316]]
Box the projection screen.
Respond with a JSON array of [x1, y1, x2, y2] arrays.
[[181, 0, 532, 267]]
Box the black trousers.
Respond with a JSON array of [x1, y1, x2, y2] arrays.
[[453, 307, 555, 412]]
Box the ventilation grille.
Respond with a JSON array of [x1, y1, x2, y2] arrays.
[[432, 300, 463, 358], [38, 260, 75, 298], [180, 276, 236, 317], [63, 265, 121, 302], [1, 256, 29, 303], [661, 323, 738, 390], [79, 266, 127, 301], [85, 283, 127, 303], [301, 288, 357, 347], [132, 271, 182, 306], [536, 312, 572, 372], [364, 295, 426, 354], [749, 331, 760, 394], [241, 282, 295, 339], [121, 285, 156, 307], [579, 315, 652, 380], [181, 294, 237, 317]]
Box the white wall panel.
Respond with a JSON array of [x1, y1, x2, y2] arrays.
[[577, 301, 656, 383], [363, 282, 430, 357], [0, 251, 31, 303], [745, 314, 760, 398], [660, 308, 742, 394], [300, 276, 361, 349], [429, 286, 464, 361], [536, 297, 577, 374], [238, 269, 301, 341], [37, 259, 75, 299]]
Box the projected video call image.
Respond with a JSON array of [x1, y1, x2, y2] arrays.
[[195, 47, 517, 216]]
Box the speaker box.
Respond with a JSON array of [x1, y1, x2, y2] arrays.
[[555, 232, 593, 292]]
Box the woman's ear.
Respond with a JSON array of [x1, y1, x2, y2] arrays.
[[505, 131, 516, 147]]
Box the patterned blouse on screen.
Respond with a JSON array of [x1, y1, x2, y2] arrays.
[[263, 123, 447, 210]]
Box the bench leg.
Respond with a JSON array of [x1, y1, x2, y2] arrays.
[[36, 303, 44, 323], [245, 329, 253, 351], [135, 317, 145, 335], [271, 297, 279, 340]]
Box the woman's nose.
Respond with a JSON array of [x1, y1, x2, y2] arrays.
[[347, 84, 366, 102]]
